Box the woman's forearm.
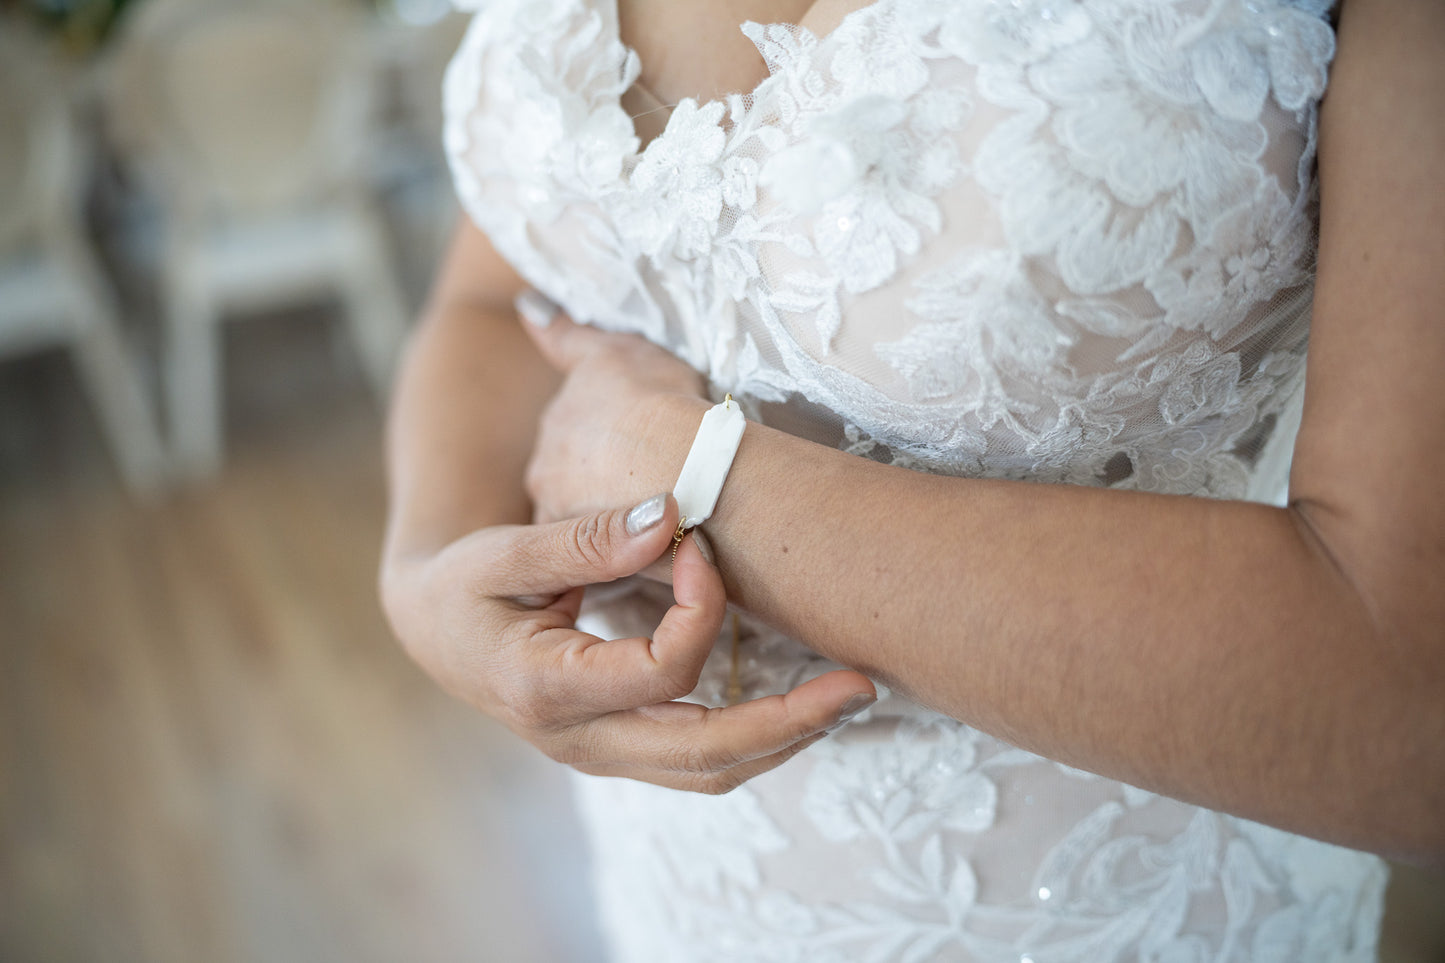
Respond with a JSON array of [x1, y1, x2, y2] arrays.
[[626, 391, 1442, 862], [382, 226, 559, 567], [383, 303, 558, 561]]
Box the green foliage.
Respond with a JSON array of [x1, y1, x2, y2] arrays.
[[0, 0, 142, 53]]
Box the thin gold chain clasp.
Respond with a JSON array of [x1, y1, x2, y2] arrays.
[[670, 517, 689, 565]]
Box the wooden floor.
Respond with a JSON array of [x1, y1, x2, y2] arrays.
[[0, 322, 604, 963], [0, 317, 1441, 963]]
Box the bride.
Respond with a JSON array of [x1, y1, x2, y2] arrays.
[[380, 0, 1443, 958]]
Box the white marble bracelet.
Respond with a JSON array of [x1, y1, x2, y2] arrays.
[[671, 395, 745, 541]]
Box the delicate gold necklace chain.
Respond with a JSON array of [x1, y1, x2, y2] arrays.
[[632, 75, 677, 110]]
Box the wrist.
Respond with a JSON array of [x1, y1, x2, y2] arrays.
[[378, 542, 431, 649], [625, 391, 714, 501]]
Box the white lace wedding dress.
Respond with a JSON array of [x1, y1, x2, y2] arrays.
[[443, 0, 1388, 958]]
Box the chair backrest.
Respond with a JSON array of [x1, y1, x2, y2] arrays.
[[0, 26, 73, 256], [105, 0, 372, 219]]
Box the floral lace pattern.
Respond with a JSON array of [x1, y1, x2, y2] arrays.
[[445, 0, 1387, 958], [573, 713, 1384, 962]]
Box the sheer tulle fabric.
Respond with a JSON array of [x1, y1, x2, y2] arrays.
[[444, 0, 1386, 958]]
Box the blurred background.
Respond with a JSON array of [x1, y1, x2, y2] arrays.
[[0, 1, 1440, 961], [1, 0, 604, 959]]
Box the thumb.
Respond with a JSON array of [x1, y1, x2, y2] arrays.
[[490, 492, 678, 598]]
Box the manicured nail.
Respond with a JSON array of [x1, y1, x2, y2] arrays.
[[515, 288, 558, 328], [828, 693, 876, 732], [625, 493, 668, 535], [692, 529, 716, 566]]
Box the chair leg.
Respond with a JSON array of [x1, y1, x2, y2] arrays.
[[61, 248, 170, 497], [165, 282, 224, 480], [70, 316, 170, 497]]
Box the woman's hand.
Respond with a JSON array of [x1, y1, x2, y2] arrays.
[[380, 492, 876, 793], [517, 293, 709, 526]]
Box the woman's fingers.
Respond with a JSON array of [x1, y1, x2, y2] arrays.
[[466, 491, 875, 793], [483, 493, 679, 598], [651, 531, 726, 668], [576, 732, 832, 794], [630, 529, 714, 586], [551, 670, 878, 792], [521, 534, 726, 719]]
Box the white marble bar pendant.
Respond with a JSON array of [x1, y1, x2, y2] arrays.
[[672, 399, 746, 528]]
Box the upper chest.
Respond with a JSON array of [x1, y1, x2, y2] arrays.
[[614, 0, 870, 143]]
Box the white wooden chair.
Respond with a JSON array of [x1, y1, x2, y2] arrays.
[[105, 0, 410, 477], [0, 25, 168, 496]]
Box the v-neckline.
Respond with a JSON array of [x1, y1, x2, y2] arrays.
[[603, 0, 888, 156]]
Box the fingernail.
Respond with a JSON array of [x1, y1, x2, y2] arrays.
[[515, 288, 558, 328], [625, 493, 668, 536], [691, 529, 716, 566], [828, 693, 876, 732]]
